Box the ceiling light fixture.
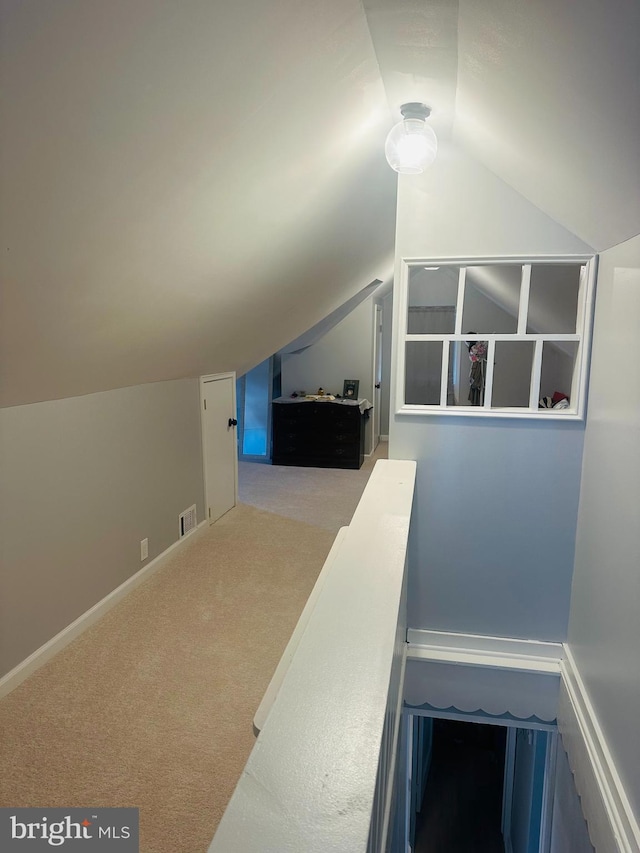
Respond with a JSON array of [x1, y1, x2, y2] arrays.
[[385, 103, 437, 175]]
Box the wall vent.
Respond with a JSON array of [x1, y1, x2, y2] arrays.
[[179, 504, 197, 538]]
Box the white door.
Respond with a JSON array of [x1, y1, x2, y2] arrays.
[[372, 304, 383, 451], [201, 374, 238, 524]]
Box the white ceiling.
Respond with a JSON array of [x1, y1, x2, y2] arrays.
[[1, 0, 638, 406]]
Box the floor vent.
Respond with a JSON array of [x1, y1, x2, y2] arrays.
[[179, 504, 197, 537]]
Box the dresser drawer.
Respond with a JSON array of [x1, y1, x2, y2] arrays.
[[272, 401, 365, 469]]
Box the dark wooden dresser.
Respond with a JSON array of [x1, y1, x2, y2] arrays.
[[272, 399, 366, 469]]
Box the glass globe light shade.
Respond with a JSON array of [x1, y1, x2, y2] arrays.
[[385, 117, 437, 175]]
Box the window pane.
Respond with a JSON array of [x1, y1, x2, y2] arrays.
[[538, 341, 578, 409], [405, 341, 443, 405], [491, 341, 535, 408], [462, 265, 521, 334], [447, 340, 486, 406], [527, 265, 581, 334], [407, 267, 459, 332], [408, 306, 455, 334]]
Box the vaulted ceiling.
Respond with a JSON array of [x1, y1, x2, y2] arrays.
[[1, 0, 638, 406]]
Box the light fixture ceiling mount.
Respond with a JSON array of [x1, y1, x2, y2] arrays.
[[385, 102, 437, 175]]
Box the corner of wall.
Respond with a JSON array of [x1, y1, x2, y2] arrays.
[[558, 647, 640, 851]]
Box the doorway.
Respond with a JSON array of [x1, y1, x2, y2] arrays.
[[414, 718, 506, 852], [236, 355, 281, 462], [406, 713, 556, 853]]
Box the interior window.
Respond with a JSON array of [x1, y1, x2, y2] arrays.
[[398, 257, 594, 419]]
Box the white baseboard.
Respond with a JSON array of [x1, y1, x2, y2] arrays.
[[0, 520, 208, 700], [559, 646, 640, 852], [380, 434, 389, 442]]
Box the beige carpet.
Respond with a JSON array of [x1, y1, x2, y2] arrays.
[[0, 446, 386, 852], [239, 441, 388, 531]]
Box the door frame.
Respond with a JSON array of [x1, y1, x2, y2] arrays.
[[200, 372, 239, 524], [502, 727, 517, 850], [502, 728, 557, 853]]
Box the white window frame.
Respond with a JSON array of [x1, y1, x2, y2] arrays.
[[394, 255, 597, 420]]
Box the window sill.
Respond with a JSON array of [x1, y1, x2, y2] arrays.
[[396, 404, 583, 421]]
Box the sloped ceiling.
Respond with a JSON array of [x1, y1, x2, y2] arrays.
[[1, 0, 639, 407], [454, 0, 640, 252], [0, 0, 396, 406]]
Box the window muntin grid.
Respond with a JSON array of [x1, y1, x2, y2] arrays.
[[397, 258, 595, 419]]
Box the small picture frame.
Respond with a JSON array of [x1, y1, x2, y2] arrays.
[[342, 379, 359, 399]]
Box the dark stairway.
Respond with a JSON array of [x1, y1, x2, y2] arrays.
[[414, 719, 507, 853]]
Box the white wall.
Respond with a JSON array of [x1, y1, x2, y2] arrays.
[[281, 297, 375, 449], [0, 379, 205, 678], [389, 147, 592, 640], [565, 233, 640, 818], [550, 742, 594, 853]]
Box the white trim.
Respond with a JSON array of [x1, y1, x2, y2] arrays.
[[405, 707, 414, 853], [407, 644, 561, 675], [0, 520, 208, 699], [439, 339, 450, 406], [395, 255, 596, 420], [539, 731, 558, 853], [573, 257, 598, 421], [454, 267, 466, 335], [407, 706, 557, 733], [394, 258, 410, 415], [558, 646, 640, 852], [379, 434, 389, 441], [483, 338, 496, 408], [407, 628, 563, 661], [200, 372, 238, 524], [530, 339, 544, 409], [200, 371, 237, 382], [517, 264, 532, 334], [502, 727, 516, 844], [254, 527, 349, 732], [396, 405, 582, 420], [402, 254, 595, 265], [406, 630, 563, 676], [404, 333, 581, 342], [378, 647, 408, 852]]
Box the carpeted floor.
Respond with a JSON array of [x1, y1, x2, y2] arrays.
[[0, 444, 387, 852], [238, 441, 388, 532]]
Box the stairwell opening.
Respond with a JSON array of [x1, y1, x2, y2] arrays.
[[407, 714, 555, 853], [414, 719, 507, 852]]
